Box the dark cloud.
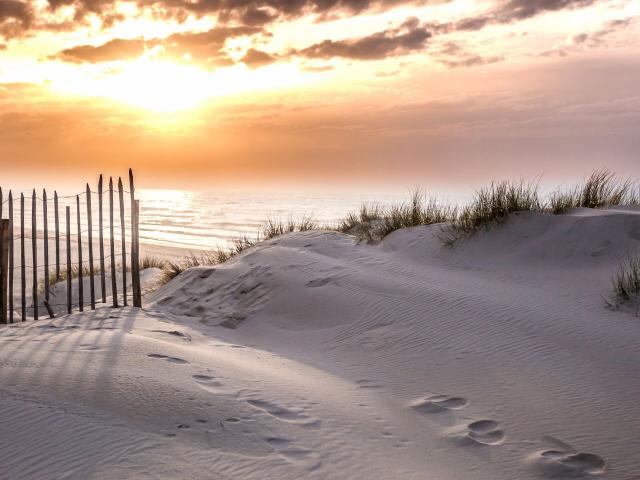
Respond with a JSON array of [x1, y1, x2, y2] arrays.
[[0, 0, 33, 38], [39, 0, 437, 29], [540, 17, 636, 57], [293, 17, 431, 60], [441, 54, 503, 68], [53, 25, 262, 65], [431, 0, 601, 34], [497, 0, 597, 22], [56, 38, 147, 63], [434, 41, 504, 68], [161, 25, 261, 64], [241, 48, 276, 67]]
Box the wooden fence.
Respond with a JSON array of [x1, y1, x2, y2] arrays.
[[0, 169, 141, 324]]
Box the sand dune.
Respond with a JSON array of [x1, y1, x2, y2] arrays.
[[1, 208, 639, 479]]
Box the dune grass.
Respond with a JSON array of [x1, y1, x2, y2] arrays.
[[340, 169, 639, 245], [442, 180, 541, 244], [612, 254, 640, 304], [80, 168, 637, 288], [549, 169, 639, 214], [339, 190, 456, 242], [158, 217, 317, 284]]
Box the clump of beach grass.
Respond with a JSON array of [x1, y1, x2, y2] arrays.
[[340, 190, 456, 242], [612, 254, 640, 304], [549, 169, 639, 214], [159, 217, 317, 285], [338, 204, 384, 233], [441, 180, 542, 244], [140, 256, 169, 270], [262, 216, 318, 240]]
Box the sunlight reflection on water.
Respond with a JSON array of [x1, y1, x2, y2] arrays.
[[136, 189, 406, 250]]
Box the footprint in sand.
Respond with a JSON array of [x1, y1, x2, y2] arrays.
[[266, 437, 322, 471], [306, 278, 332, 287], [192, 374, 232, 394], [356, 379, 381, 389], [410, 395, 468, 414], [246, 399, 320, 427], [465, 420, 505, 446], [147, 353, 190, 364], [535, 448, 605, 476]]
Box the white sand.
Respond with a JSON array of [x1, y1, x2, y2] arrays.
[[1, 207, 639, 479]]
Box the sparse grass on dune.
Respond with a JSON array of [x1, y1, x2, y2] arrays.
[[339, 190, 456, 242], [45, 255, 170, 293], [140, 256, 169, 270], [158, 217, 317, 285], [341, 169, 639, 245], [262, 216, 318, 240], [612, 254, 640, 304], [338, 204, 384, 233], [549, 169, 640, 214], [150, 169, 640, 287], [442, 180, 542, 244]]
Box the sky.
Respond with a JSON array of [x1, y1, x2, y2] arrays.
[[0, 0, 639, 191]]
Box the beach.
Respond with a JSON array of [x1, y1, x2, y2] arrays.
[[1, 207, 639, 479]]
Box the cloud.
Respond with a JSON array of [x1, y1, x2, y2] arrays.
[[293, 17, 431, 60], [0, 0, 33, 38], [56, 38, 147, 63], [441, 54, 504, 68], [431, 0, 601, 34], [241, 48, 276, 67], [53, 25, 262, 65], [540, 17, 636, 57], [433, 41, 504, 68], [38, 0, 438, 30]]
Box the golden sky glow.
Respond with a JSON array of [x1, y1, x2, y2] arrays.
[[0, 0, 639, 188]]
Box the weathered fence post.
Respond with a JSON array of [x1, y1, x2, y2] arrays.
[[86, 184, 96, 310], [43, 189, 49, 303], [77, 196, 83, 312], [20, 193, 25, 322], [109, 177, 118, 307], [31, 190, 38, 320], [0, 220, 9, 324], [98, 175, 106, 303], [118, 178, 127, 306], [132, 200, 142, 308], [8, 192, 14, 323], [129, 170, 142, 308], [54, 191, 60, 284], [66, 206, 71, 315]]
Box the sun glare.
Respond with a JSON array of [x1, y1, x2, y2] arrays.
[[47, 57, 309, 113]]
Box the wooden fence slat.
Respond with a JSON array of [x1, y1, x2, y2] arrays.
[[54, 192, 60, 284], [43, 190, 49, 302], [118, 178, 127, 306], [0, 220, 8, 324], [132, 200, 141, 308], [129, 170, 141, 308], [98, 175, 106, 303], [86, 184, 95, 310], [20, 194, 25, 322], [77, 196, 83, 312], [66, 206, 71, 315], [109, 178, 118, 308], [31, 190, 38, 320], [9, 192, 14, 324]]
